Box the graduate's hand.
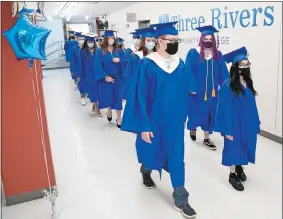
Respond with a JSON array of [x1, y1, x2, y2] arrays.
[[226, 135, 234, 141], [77, 77, 80, 82], [105, 76, 115, 83], [141, 132, 154, 144], [112, 58, 120, 63]]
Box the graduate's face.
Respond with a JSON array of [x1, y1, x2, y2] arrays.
[[158, 35, 180, 55], [158, 35, 179, 49], [239, 60, 250, 68], [203, 35, 212, 42]]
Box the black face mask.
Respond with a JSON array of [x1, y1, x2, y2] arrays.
[[203, 41, 213, 48], [239, 68, 251, 78], [165, 42, 179, 55]]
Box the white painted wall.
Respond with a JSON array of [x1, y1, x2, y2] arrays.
[[37, 18, 65, 64], [107, 2, 282, 137]]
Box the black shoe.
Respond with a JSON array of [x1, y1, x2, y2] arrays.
[[235, 165, 247, 182], [190, 129, 196, 141], [203, 139, 217, 151], [174, 203, 196, 218], [107, 116, 112, 122], [116, 120, 121, 128], [229, 173, 244, 191], [142, 173, 155, 189]]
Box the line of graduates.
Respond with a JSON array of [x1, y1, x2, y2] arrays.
[[63, 22, 261, 218]]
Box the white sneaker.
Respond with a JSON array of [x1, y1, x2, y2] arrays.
[[81, 98, 87, 106]]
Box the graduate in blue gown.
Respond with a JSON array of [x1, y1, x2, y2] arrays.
[[77, 36, 102, 116], [70, 32, 87, 106], [64, 31, 76, 63], [123, 31, 141, 70], [121, 22, 197, 218], [117, 37, 126, 51], [185, 25, 229, 150], [214, 47, 260, 191], [94, 30, 125, 128], [122, 27, 156, 100]]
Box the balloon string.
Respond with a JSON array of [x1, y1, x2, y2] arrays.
[[29, 62, 52, 193]]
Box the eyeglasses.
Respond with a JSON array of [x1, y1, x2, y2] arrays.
[[239, 62, 251, 68], [161, 38, 181, 44]]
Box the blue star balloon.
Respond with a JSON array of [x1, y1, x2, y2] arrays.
[[2, 11, 51, 67]]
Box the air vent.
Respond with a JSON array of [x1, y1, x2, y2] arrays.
[[126, 13, 136, 22]]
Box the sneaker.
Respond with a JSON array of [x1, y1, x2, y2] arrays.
[[174, 203, 196, 218], [235, 165, 247, 182], [142, 173, 155, 189], [81, 98, 86, 106], [190, 130, 197, 141], [229, 173, 244, 191], [203, 139, 217, 151]]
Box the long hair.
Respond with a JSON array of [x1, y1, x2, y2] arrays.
[[230, 61, 257, 96], [102, 37, 118, 55], [82, 40, 97, 60], [138, 38, 157, 56], [198, 34, 219, 60]]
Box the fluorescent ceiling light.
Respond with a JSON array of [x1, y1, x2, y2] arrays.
[[58, 2, 79, 17]]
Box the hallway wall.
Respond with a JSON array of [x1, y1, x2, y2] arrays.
[[107, 2, 283, 138], [1, 2, 56, 203]]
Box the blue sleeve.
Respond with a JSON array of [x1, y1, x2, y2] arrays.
[[218, 51, 230, 86], [122, 54, 139, 99], [121, 59, 151, 133], [76, 50, 84, 78], [94, 49, 107, 81], [70, 47, 76, 73], [119, 49, 126, 74], [64, 41, 68, 51], [214, 81, 233, 136], [184, 50, 197, 93]]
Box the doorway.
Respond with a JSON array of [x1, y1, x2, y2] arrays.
[[138, 20, 150, 29]]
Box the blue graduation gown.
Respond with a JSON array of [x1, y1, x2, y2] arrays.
[[121, 53, 141, 100], [64, 40, 71, 62], [70, 45, 86, 94], [94, 48, 125, 110], [65, 40, 77, 63], [121, 56, 194, 187], [214, 80, 261, 166], [185, 48, 229, 133], [122, 47, 133, 71], [77, 49, 99, 102]]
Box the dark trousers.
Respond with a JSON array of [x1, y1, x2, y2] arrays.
[[140, 164, 189, 205]]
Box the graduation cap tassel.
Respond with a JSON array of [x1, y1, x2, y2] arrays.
[[204, 92, 207, 101], [212, 89, 216, 97]]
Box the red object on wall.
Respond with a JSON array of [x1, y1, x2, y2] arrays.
[[1, 2, 56, 197]]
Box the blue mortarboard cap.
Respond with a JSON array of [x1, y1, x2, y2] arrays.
[[196, 25, 218, 35], [150, 21, 178, 38], [223, 47, 248, 64], [135, 27, 156, 38], [103, 30, 115, 37], [117, 37, 124, 43], [85, 36, 95, 42], [68, 31, 75, 35], [75, 32, 84, 37], [130, 31, 140, 38]]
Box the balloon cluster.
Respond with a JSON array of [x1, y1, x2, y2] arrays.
[[2, 9, 51, 68]]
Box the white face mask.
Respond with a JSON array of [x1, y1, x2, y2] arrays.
[[134, 38, 141, 46], [108, 39, 114, 46], [87, 42, 94, 48], [145, 42, 155, 51], [78, 39, 85, 46]]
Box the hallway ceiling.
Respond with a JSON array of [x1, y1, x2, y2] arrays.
[[43, 2, 136, 21]]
